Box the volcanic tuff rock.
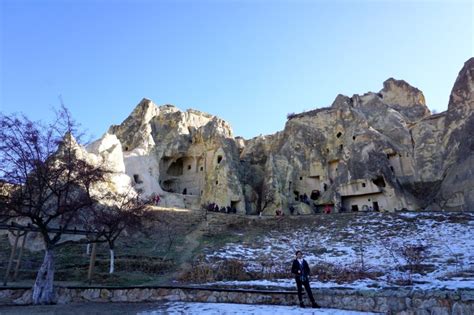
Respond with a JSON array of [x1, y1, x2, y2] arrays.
[[87, 58, 473, 215]]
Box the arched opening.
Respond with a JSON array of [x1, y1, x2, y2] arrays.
[[167, 159, 184, 176], [372, 176, 386, 188], [159, 156, 203, 196], [133, 174, 141, 184]]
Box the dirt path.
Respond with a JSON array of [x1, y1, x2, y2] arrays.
[[169, 214, 209, 280]]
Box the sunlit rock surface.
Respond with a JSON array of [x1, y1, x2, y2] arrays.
[[87, 58, 473, 215]]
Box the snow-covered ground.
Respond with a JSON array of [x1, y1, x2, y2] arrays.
[[201, 212, 474, 290], [139, 302, 381, 314], [0, 302, 380, 315]]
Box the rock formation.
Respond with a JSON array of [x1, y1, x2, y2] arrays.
[[87, 58, 473, 215]]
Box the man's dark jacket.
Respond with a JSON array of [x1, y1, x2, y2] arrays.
[[291, 259, 311, 279]]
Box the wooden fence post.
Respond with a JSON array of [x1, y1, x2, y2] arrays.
[[87, 243, 97, 284], [3, 231, 20, 286], [13, 232, 28, 281]]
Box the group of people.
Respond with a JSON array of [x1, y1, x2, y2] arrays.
[[206, 202, 237, 214], [150, 194, 161, 205], [298, 193, 311, 205]]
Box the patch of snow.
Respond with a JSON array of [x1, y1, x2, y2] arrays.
[[202, 212, 474, 290], [138, 302, 381, 314]]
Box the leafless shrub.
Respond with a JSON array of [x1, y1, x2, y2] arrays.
[[354, 237, 368, 272], [179, 258, 250, 283], [115, 257, 172, 273], [311, 262, 382, 284], [381, 239, 431, 285], [250, 259, 291, 280], [443, 244, 464, 273], [400, 243, 430, 274]]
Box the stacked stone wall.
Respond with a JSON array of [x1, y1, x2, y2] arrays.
[[1, 286, 473, 314]]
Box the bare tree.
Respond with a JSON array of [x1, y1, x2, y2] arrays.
[[82, 190, 152, 274], [0, 107, 108, 304]]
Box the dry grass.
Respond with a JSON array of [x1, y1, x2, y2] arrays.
[[179, 259, 250, 283], [311, 263, 383, 284]]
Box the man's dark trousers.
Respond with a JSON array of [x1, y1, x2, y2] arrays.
[[295, 277, 316, 304]]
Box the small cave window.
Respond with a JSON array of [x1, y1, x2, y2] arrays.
[[326, 148, 329, 153], [217, 155, 223, 164], [368, 198, 371, 201], [362, 183, 366, 188], [188, 165, 192, 170], [200, 166, 204, 171], [310, 190, 320, 200], [215, 180, 219, 185], [372, 176, 386, 188], [293, 190, 300, 201], [125, 146, 129, 151], [336, 132, 342, 138], [339, 144, 343, 151], [300, 176, 303, 180], [323, 183, 328, 191], [352, 136, 356, 141], [133, 174, 141, 184]]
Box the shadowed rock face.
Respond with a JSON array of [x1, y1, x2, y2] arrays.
[[88, 58, 473, 215]]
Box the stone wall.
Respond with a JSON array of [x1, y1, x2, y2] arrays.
[[1, 286, 473, 314]]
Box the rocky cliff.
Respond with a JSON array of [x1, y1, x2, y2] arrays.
[[88, 58, 474, 215]]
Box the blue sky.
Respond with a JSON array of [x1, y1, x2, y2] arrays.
[[1, 0, 473, 140]]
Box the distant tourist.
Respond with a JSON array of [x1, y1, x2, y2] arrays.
[[289, 205, 295, 215], [149, 194, 160, 206], [291, 251, 320, 308], [303, 193, 310, 205], [324, 205, 331, 214]]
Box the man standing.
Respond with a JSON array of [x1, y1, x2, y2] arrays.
[[291, 251, 320, 308]]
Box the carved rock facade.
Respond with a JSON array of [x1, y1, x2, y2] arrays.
[[89, 58, 474, 215]]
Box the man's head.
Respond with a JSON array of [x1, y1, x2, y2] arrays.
[[295, 250, 303, 259]]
